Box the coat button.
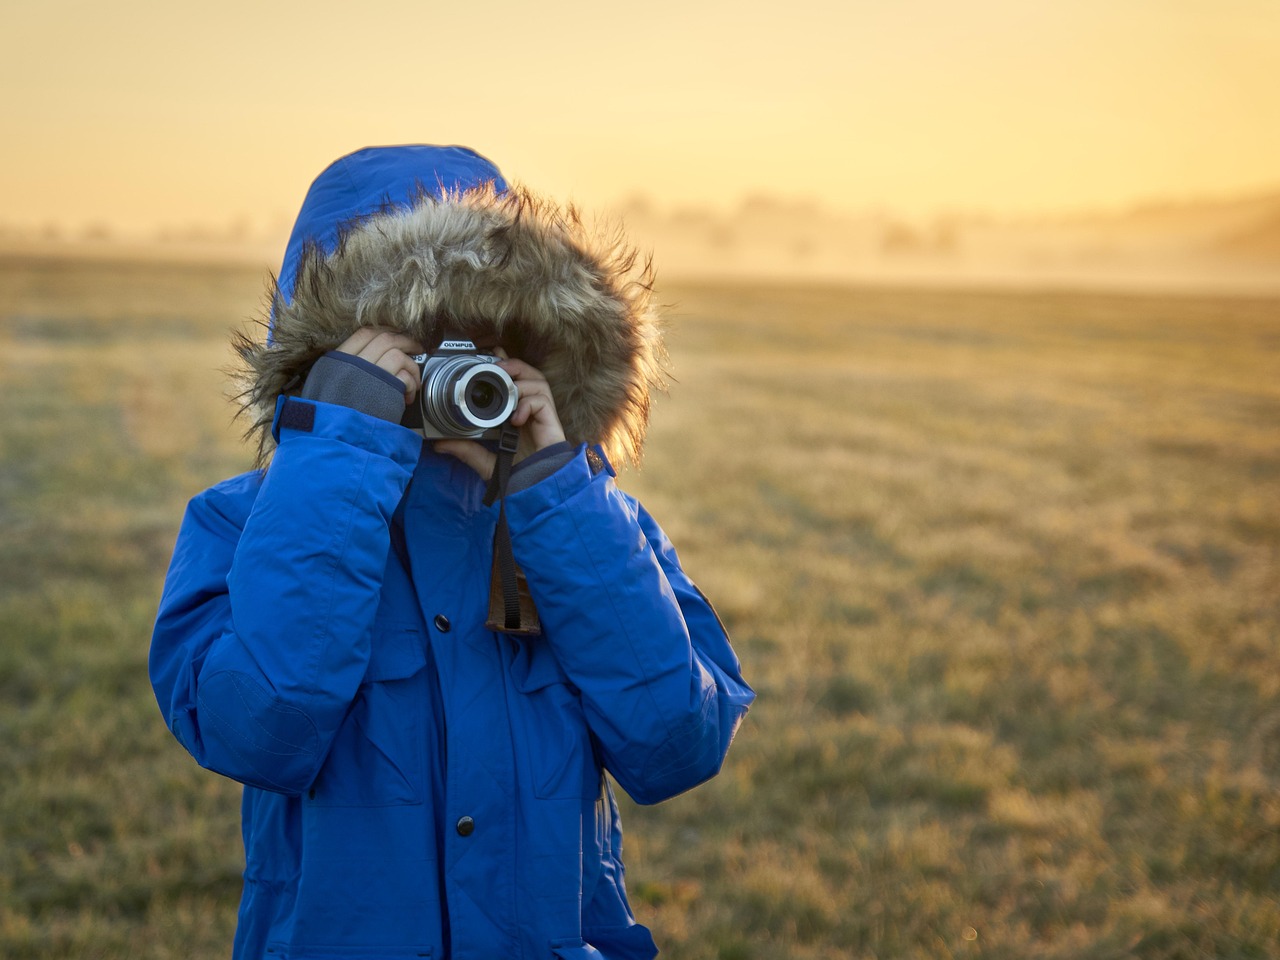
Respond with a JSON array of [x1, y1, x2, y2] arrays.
[[433, 614, 451, 633], [456, 816, 475, 837]]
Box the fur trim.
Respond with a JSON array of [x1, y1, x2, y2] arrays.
[[233, 183, 665, 468]]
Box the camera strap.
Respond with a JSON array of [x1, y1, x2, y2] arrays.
[[483, 425, 541, 635]]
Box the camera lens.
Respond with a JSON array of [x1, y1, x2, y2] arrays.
[[469, 380, 496, 411], [417, 353, 517, 437]]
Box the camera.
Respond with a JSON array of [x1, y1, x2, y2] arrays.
[[401, 338, 519, 439]]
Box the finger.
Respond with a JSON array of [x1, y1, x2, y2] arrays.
[[503, 368, 552, 393], [333, 327, 382, 356], [358, 330, 426, 364], [386, 352, 422, 400], [333, 329, 425, 375], [491, 346, 510, 360], [508, 379, 556, 418], [433, 439, 496, 481], [330, 329, 422, 399], [511, 394, 567, 448], [501, 371, 557, 410], [512, 393, 554, 427], [497, 357, 549, 385]]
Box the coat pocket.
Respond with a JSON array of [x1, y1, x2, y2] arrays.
[[510, 640, 596, 800], [308, 625, 428, 807]]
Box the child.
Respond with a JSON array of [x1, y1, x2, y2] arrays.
[[149, 144, 753, 960]]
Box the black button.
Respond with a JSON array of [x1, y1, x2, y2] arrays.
[[433, 614, 451, 633], [456, 816, 475, 837]]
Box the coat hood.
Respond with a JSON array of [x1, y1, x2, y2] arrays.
[[235, 145, 665, 468]]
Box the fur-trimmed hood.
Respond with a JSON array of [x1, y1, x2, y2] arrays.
[[235, 145, 665, 468]]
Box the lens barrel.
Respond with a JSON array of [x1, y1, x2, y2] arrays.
[[418, 355, 517, 437]]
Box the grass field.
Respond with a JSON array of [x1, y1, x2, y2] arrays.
[[1, 256, 1277, 959]]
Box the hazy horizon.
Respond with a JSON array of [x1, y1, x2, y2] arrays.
[[5, 177, 1280, 243]]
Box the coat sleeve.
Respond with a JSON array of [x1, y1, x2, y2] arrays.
[[148, 398, 420, 794], [504, 446, 755, 805]]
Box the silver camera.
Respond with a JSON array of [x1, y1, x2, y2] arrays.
[[401, 339, 518, 439]]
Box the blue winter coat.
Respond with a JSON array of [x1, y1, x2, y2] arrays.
[[149, 146, 754, 960]]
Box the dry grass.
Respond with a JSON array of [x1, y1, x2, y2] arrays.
[[1, 259, 1277, 958]]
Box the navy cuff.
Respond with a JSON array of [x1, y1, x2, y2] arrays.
[[508, 440, 576, 494], [301, 351, 408, 424], [324, 351, 406, 391]]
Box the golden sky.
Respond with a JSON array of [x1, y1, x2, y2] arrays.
[[2, 0, 1278, 235]]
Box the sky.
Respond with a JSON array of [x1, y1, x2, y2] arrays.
[[2, 0, 1278, 236]]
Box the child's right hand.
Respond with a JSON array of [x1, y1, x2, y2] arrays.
[[333, 326, 426, 405]]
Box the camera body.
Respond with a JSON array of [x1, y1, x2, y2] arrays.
[[401, 338, 519, 439]]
